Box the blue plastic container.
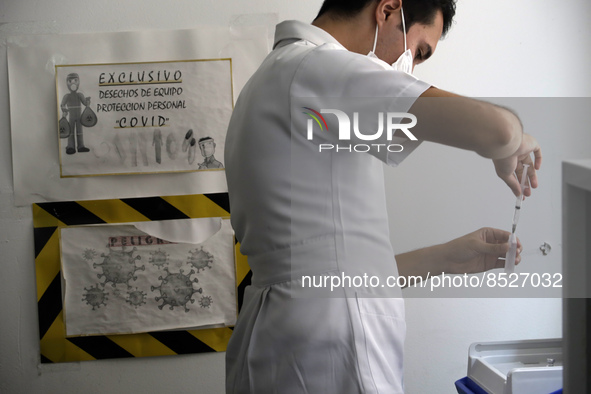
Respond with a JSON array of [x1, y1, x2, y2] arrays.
[[455, 377, 562, 394], [455, 377, 488, 394]]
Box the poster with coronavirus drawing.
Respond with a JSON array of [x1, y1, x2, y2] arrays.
[[59, 218, 237, 337], [56, 60, 231, 177]]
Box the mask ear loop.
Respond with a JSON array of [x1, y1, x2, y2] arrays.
[[400, 7, 408, 51], [372, 24, 379, 53]]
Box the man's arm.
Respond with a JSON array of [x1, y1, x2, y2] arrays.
[[395, 227, 520, 287], [411, 87, 522, 159], [410, 87, 542, 196]]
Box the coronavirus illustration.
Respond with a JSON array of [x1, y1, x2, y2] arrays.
[[93, 247, 144, 288], [149, 248, 169, 268], [187, 246, 214, 273], [199, 295, 213, 308], [126, 288, 147, 308], [151, 268, 202, 312], [82, 248, 98, 261], [82, 284, 108, 310]]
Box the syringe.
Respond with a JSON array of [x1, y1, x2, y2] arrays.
[[505, 164, 529, 274], [511, 164, 530, 234]]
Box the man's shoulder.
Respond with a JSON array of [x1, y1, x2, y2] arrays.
[[288, 44, 386, 88], [307, 43, 371, 67], [269, 20, 382, 81]]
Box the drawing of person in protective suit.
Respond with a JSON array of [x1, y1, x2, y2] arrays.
[[197, 136, 224, 169], [60, 73, 91, 155]]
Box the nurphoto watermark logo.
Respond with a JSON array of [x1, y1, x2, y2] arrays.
[[302, 107, 418, 153]]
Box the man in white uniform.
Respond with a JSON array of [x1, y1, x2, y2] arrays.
[[224, 0, 542, 393]]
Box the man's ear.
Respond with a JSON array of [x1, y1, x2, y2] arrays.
[[376, 0, 402, 24]]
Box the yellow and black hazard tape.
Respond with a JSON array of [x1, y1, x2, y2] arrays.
[[33, 193, 251, 363]]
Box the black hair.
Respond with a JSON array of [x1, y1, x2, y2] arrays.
[[315, 0, 456, 37]]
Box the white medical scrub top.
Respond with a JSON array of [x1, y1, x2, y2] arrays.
[[224, 20, 430, 394]]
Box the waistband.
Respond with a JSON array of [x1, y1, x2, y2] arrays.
[[247, 237, 338, 287]]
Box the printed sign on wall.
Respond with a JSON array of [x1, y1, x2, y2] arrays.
[[56, 60, 232, 177], [60, 219, 236, 337], [33, 194, 252, 363]]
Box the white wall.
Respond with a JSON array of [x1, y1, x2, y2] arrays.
[[1, 1, 589, 393]]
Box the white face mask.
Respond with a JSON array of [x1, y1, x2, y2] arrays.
[[367, 7, 413, 74]]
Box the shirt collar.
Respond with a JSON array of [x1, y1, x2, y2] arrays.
[[273, 20, 344, 50]]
